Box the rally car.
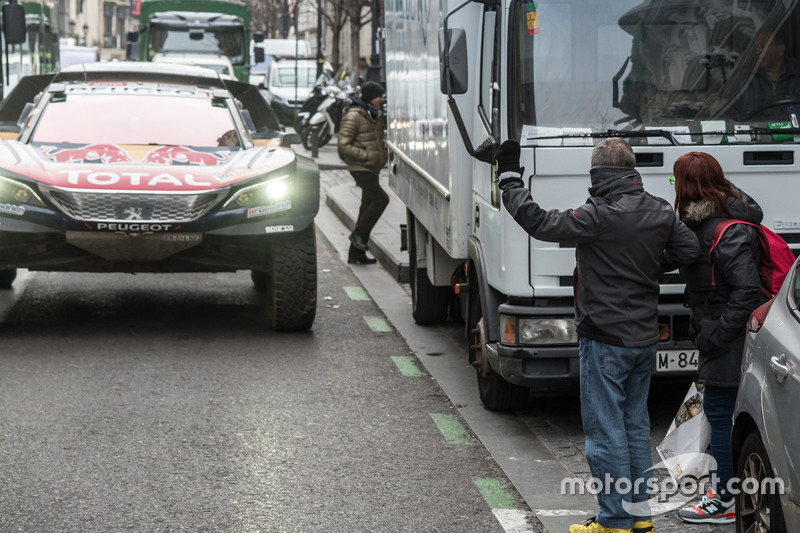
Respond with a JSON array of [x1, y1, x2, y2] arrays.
[[0, 62, 319, 330]]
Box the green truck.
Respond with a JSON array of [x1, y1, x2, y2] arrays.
[[127, 0, 263, 82]]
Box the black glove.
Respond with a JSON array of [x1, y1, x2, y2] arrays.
[[494, 140, 525, 190]]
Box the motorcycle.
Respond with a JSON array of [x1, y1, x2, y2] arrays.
[[299, 84, 352, 150]]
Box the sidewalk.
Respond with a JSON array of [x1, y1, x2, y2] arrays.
[[294, 136, 409, 284]]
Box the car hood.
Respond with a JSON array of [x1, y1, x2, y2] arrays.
[[271, 87, 312, 101], [0, 141, 296, 192]]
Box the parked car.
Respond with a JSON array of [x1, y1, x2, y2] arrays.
[[732, 255, 800, 532], [0, 62, 320, 330], [261, 58, 318, 126], [152, 52, 236, 79]]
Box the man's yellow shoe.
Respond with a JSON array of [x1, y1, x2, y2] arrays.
[[632, 519, 653, 533], [568, 517, 632, 533]]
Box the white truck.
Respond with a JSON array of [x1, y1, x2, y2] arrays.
[[384, 0, 800, 410]]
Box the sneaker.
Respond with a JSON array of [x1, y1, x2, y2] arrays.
[[632, 519, 653, 533], [569, 517, 632, 533], [347, 254, 377, 265], [678, 491, 735, 524]]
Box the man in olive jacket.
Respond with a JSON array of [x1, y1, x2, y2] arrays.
[[337, 81, 389, 264]]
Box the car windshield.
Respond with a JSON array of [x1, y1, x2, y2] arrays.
[[271, 64, 317, 88], [31, 93, 238, 146]]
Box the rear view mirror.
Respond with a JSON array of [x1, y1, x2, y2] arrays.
[[438, 27, 468, 95], [253, 32, 265, 43], [2, 1, 26, 45], [254, 47, 265, 64]]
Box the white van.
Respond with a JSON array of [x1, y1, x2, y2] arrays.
[[250, 39, 312, 86]]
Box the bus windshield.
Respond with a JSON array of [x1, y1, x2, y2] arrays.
[[149, 27, 245, 65], [509, 0, 800, 145]]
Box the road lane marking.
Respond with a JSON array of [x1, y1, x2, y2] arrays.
[[534, 509, 596, 516], [474, 478, 536, 532], [430, 413, 472, 445], [493, 509, 534, 532], [364, 315, 391, 332], [343, 286, 370, 300], [391, 355, 425, 376]]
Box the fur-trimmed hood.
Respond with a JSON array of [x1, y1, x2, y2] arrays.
[[680, 185, 763, 227]]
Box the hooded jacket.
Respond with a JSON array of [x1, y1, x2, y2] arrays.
[[337, 97, 388, 174], [502, 166, 701, 348], [679, 186, 768, 387]]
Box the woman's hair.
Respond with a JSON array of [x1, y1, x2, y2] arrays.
[[673, 152, 737, 217]]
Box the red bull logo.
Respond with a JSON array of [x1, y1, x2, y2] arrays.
[[39, 144, 134, 164], [141, 146, 230, 166]]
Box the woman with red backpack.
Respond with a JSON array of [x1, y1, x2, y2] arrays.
[[672, 152, 769, 524]]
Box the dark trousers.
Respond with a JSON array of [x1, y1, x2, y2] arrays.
[[349, 170, 389, 255], [704, 384, 739, 498]]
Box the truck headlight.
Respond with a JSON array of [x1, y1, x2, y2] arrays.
[[0, 175, 45, 207], [222, 175, 291, 210], [501, 315, 577, 345]]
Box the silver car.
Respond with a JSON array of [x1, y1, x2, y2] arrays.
[[733, 256, 800, 533]]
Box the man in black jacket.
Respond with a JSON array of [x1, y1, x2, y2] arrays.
[[495, 138, 701, 533]]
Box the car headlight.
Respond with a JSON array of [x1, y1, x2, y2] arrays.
[[0, 175, 45, 207], [222, 175, 291, 210], [501, 315, 577, 345]]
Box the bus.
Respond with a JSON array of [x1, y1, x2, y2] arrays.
[[130, 0, 258, 83]]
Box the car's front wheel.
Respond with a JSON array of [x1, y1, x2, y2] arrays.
[[262, 225, 317, 331], [736, 430, 786, 533]]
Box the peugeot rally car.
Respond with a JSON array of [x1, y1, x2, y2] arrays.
[[0, 62, 319, 330]]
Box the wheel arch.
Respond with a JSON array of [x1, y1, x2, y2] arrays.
[[467, 235, 505, 344], [732, 411, 759, 472]]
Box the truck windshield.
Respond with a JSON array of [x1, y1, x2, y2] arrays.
[[509, 0, 800, 145], [150, 27, 245, 65]]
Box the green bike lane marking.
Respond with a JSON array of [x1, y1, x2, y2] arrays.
[[344, 286, 370, 301], [364, 315, 391, 332], [429, 413, 473, 445], [391, 356, 425, 376]]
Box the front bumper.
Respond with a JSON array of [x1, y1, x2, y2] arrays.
[[487, 302, 696, 390], [0, 160, 320, 273]]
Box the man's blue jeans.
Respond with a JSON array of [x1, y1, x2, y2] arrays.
[[579, 338, 656, 529]]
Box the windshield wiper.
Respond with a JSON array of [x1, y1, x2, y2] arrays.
[[524, 129, 680, 145]]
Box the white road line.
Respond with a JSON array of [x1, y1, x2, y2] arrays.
[[493, 509, 536, 532], [534, 509, 595, 517]]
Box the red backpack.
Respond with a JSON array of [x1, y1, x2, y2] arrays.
[[710, 219, 796, 297]]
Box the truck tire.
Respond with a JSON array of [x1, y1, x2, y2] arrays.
[[266, 225, 317, 331], [0, 269, 16, 289], [470, 315, 528, 412], [407, 210, 449, 325]]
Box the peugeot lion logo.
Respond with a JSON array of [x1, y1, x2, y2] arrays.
[[124, 207, 144, 220]]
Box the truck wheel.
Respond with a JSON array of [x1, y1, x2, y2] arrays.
[[0, 269, 16, 289], [266, 225, 317, 331], [736, 430, 786, 533], [470, 317, 528, 412], [407, 210, 449, 324]]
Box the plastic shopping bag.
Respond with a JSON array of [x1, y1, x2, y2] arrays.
[[655, 382, 713, 483]]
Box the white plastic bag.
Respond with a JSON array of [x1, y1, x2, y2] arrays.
[[656, 382, 713, 483]]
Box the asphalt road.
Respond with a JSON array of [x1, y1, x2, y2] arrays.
[[0, 234, 537, 532]]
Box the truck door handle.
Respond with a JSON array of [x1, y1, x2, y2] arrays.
[[770, 353, 790, 382]]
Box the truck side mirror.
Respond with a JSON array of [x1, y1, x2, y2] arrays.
[[253, 31, 265, 43], [254, 47, 265, 64], [2, 1, 26, 45], [127, 31, 139, 43], [438, 28, 468, 95]]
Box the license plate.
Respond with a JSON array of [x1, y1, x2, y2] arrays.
[[656, 349, 698, 372]]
